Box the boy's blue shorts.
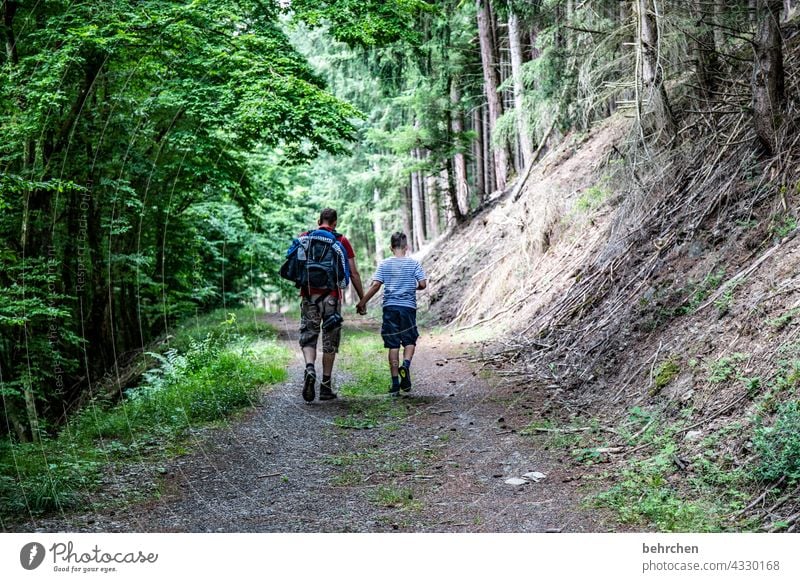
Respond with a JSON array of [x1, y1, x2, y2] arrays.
[[381, 306, 419, 349]]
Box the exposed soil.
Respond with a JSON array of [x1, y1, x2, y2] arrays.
[[16, 313, 617, 533]]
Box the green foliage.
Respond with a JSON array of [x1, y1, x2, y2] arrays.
[[753, 401, 800, 483], [333, 331, 410, 430], [0, 316, 289, 521], [289, 0, 431, 47], [707, 353, 748, 384], [575, 184, 612, 212], [770, 214, 797, 239], [0, 0, 362, 438], [592, 432, 744, 532], [680, 268, 727, 315], [653, 358, 680, 393], [370, 485, 420, 510], [767, 308, 800, 331]]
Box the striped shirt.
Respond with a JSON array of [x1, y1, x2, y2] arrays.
[[372, 256, 427, 309]]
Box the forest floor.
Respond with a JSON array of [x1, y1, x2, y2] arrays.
[[17, 312, 620, 533]]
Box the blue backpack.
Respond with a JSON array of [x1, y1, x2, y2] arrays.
[[280, 229, 351, 292]]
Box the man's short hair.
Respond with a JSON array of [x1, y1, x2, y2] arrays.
[[319, 208, 338, 225], [390, 232, 408, 249]]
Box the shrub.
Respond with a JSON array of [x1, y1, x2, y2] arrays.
[[753, 400, 800, 482]]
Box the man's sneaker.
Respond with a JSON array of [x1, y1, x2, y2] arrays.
[[388, 385, 400, 397], [319, 382, 337, 401], [398, 365, 411, 392], [302, 368, 316, 403]]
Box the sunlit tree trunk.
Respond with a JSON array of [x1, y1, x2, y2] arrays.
[[411, 153, 425, 249], [425, 169, 440, 240], [785, 0, 798, 21], [401, 185, 414, 252], [482, 103, 494, 197], [508, 5, 533, 169], [477, 0, 508, 191], [373, 186, 383, 262], [450, 78, 470, 218], [473, 106, 486, 200]]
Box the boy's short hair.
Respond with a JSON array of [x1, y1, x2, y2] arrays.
[[319, 208, 338, 225], [390, 232, 408, 249]]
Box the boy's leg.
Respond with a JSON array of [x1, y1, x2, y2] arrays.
[[402, 345, 416, 367], [398, 308, 418, 391], [382, 307, 402, 394], [388, 348, 401, 394]]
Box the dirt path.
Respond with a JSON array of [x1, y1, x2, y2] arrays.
[[21, 313, 614, 533]]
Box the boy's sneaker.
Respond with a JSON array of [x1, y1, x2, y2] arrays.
[[388, 385, 400, 397], [319, 382, 337, 401], [398, 365, 411, 392], [302, 368, 316, 403]]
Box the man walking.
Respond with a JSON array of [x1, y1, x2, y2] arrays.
[[297, 209, 364, 402], [356, 232, 427, 395]]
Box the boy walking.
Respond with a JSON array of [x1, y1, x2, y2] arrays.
[[356, 232, 427, 395]]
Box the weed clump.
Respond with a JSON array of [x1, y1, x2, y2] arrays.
[[753, 400, 800, 483]]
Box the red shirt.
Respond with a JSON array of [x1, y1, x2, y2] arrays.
[[299, 225, 355, 298]]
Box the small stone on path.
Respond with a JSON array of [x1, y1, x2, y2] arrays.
[[523, 471, 546, 482], [504, 477, 527, 486]]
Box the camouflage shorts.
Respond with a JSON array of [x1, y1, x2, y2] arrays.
[[299, 294, 341, 353]]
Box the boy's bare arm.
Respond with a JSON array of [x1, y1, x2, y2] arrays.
[[417, 279, 427, 290], [356, 280, 382, 314]]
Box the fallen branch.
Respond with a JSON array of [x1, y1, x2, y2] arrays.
[[695, 230, 800, 313], [733, 477, 786, 518], [512, 118, 558, 202]]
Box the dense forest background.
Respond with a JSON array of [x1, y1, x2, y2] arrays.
[[1, 0, 798, 456]]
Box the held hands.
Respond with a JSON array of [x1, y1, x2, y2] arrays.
[[356, 302, 367, 315]]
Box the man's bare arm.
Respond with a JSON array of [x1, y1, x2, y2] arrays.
[[348, 257, 365, 300]]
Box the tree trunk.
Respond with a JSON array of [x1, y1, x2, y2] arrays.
[[477, 0, 509, 191], [3, 0, 19, 64], [784, 0, 798, 21], [401, 186, 414, 252], [473, 105, 486, 200], [508, 6, 533, 169], [714, 0, 726, 50], [373, 186, 383, 262], [450, 79, 470, 218], [441, 168, 456, 227], [691, 0, 719, 101], [411, 150, 426, 250], [425, 169, 440, 240], [482, 102, 494, 198], [637, 0, 676, 139], [752, 0, 785, 154]]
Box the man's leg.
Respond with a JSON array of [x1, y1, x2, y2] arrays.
[[299, 296, 323, 402], [322, 352, 336, 376], [319, 295, 341, 400]]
